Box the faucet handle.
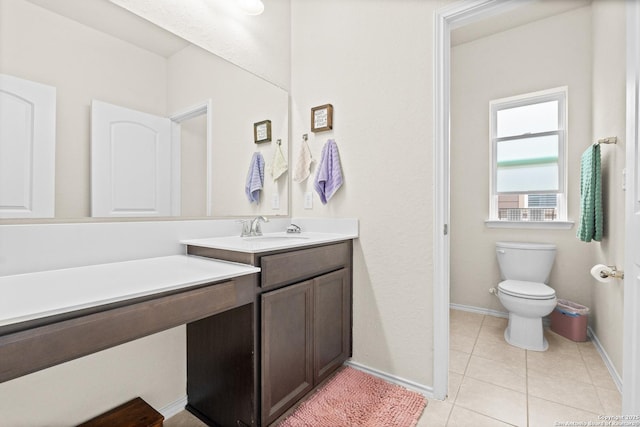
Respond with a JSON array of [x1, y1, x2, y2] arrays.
[[250, 216, 269, 236], [286, 224, 302, 233], [238, 219, 252, 237]]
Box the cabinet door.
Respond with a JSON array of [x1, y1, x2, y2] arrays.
[[314, 268, 351, 383], [261, 280, 313, 426]]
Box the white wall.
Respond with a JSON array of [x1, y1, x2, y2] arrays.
[[591, 0, 626, 377], [110, 0, 291, 91], [290, 0, 440, 387], [450, 7, 595, 314]]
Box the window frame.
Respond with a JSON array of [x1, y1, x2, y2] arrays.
[[488, 87, 568, 224]]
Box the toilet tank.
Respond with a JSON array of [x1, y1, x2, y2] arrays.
[[495, 241, 556, 283]]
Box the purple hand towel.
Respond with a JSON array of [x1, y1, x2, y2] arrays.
[[314, 139, 343, 204], [245, 152, 265, 203]]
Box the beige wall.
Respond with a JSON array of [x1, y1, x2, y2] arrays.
[[167, 45, 289, 218], [591, 0, 626, 376], [290, 0, 441, 386]]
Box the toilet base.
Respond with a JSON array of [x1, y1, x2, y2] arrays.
[[504, 313, 548, 351]]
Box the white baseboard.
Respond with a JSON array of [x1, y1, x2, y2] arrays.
[[450, 303, 508, 319], [451, 303, 557, 327], [344, 360, 434, 398], [587, 327, 623, 393], [159, 396, 188, 420]]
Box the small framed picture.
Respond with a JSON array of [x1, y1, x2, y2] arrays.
[[311, 104, 333, 133], [254, 120, 272, 143]]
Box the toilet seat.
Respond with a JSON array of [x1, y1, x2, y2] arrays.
[[498, 280, 555, 300]]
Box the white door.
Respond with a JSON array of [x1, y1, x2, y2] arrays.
[[0, 74, 56, 218], [91, 100, 174, 217], [623, 0, 640, 413]]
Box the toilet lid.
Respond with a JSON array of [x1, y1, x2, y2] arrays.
[[498, 280, 556, 300]]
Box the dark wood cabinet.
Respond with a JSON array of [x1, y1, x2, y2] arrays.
[[261, 267, 351, 426], [185, 240, 353, 427]]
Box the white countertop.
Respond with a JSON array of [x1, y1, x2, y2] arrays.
[[0, 255, 260, 328], [180, 231, 357, 253]]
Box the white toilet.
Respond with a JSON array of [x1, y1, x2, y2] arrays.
[[495, 241, 557, 351]]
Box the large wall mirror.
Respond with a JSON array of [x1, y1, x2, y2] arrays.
[[0, 0, 289, 221]]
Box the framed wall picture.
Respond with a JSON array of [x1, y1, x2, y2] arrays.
[[311, 104, 333, 132], [254, 120, 272, 143]]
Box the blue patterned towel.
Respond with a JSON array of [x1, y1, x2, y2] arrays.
[[577, 144, 602, 242], [245, 152, 265, 203], [314, 139, 343, 204]]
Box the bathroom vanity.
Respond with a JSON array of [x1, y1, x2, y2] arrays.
[[0, 226, 355, 427], [183, 234, 354, 426], [0, 256, 260, 384]]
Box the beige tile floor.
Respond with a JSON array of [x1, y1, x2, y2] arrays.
[[166, 309, 621, 427], [418, 309, 621, 427]]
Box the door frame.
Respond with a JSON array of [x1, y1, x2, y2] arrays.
[[433, 0, 526, 401], [434, 0, 640, 412], [169, 99, 213, 216], [623, 0, 640, 414]]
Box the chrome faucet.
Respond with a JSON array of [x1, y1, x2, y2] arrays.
[[240, 216, 269, 237], [250, 216, 269, 236], [239, 219, 252, 237]]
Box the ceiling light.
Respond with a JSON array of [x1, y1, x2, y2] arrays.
[[238, 0, 264, 15]]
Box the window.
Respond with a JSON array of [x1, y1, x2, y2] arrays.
[[489, 87, 567, 223]]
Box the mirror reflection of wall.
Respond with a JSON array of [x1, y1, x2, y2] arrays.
[[0, 0, 289, 220], [181, 115, 208, 218]]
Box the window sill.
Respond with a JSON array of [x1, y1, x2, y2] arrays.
[[485, 220, 574, 230]]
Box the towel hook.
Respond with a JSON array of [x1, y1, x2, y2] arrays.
[[302, 133, 308, 142], [276, 139, 281, 146]]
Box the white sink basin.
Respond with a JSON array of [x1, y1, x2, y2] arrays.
[[242, 235, 309, 242], [181, 232, 354, 253]]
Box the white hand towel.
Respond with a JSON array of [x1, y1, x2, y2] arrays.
[[293, 138, 314, 183], [269, 144, 288, 181]]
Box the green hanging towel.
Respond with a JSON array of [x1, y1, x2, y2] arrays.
[[577, 144, 603, 242]]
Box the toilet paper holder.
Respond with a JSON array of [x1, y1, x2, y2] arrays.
[[599, 266, 625, 280]]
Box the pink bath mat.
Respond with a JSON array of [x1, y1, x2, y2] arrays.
[[278, 367, 427, 427]]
